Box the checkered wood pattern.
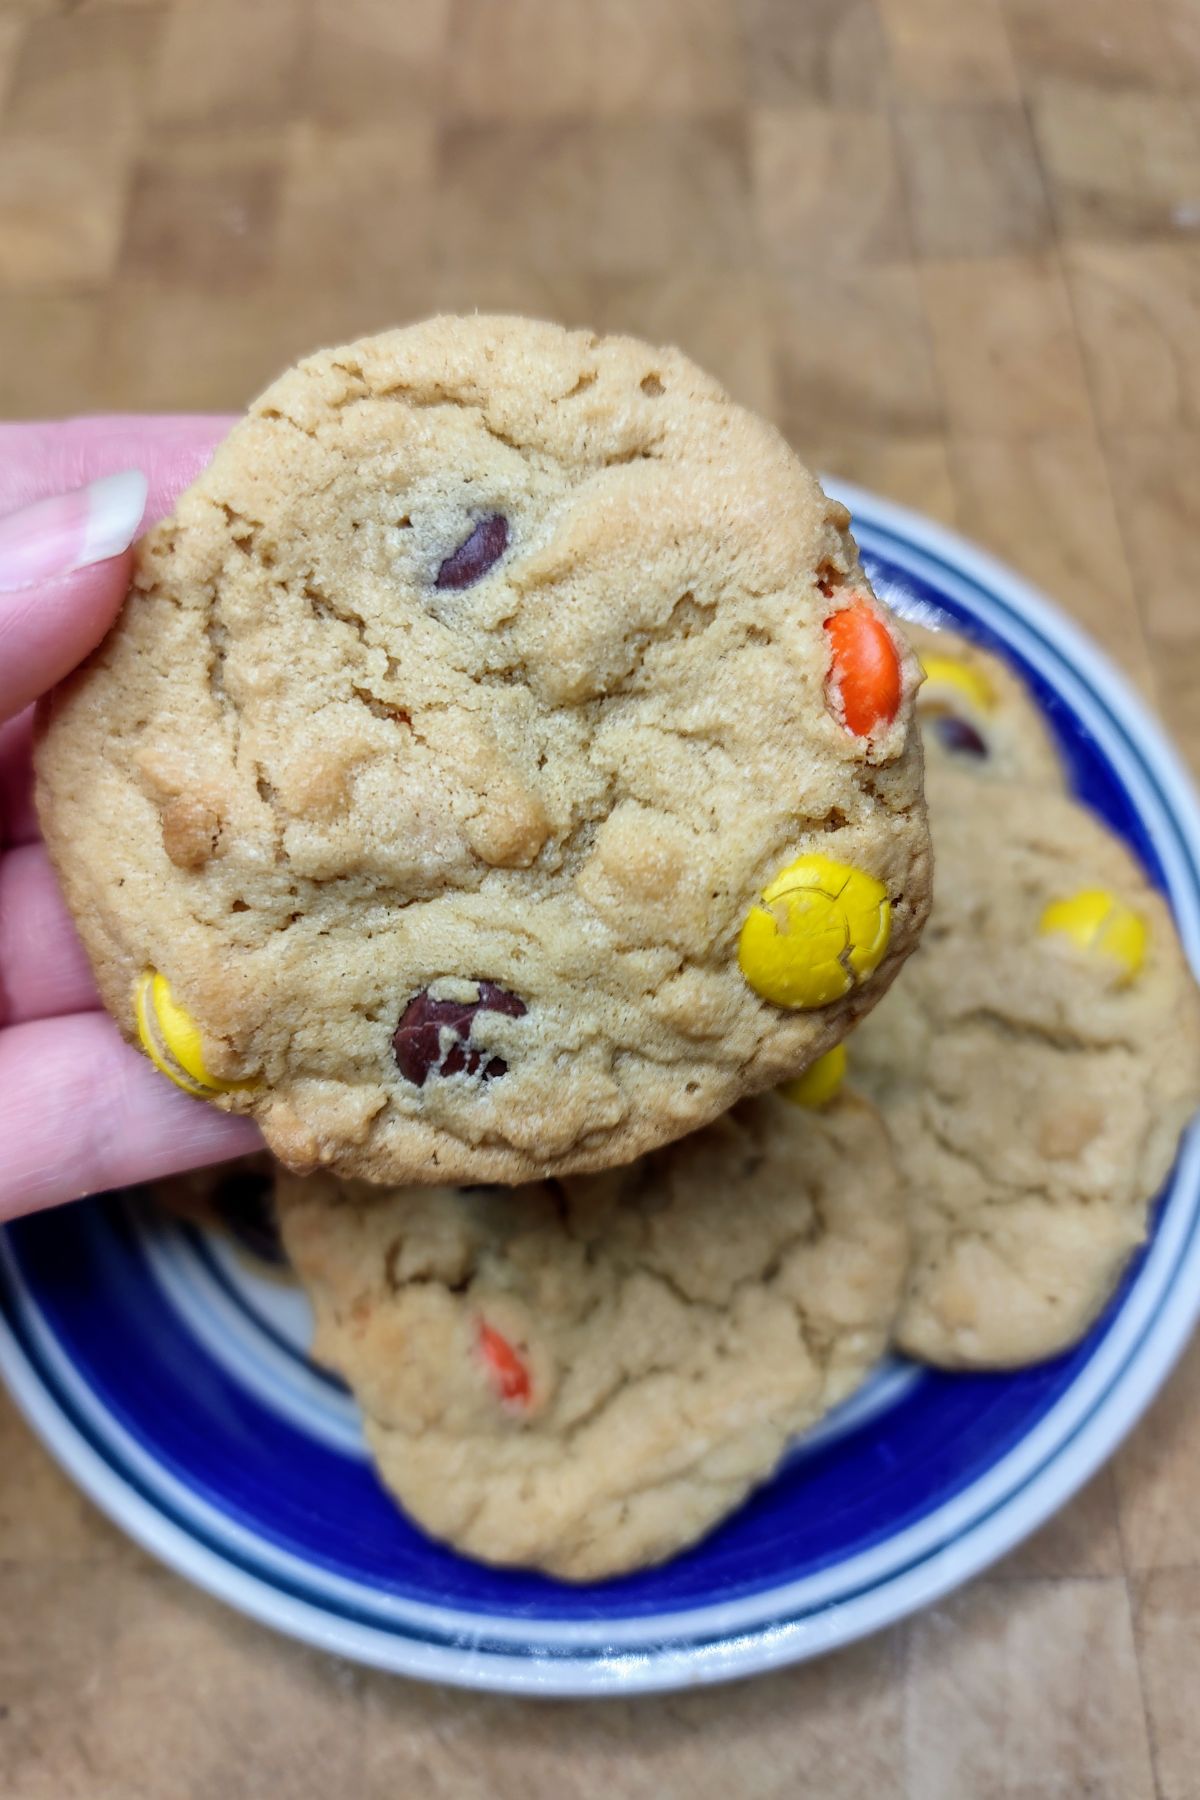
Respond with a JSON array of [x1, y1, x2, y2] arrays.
[[1, 0, 1199, 1792]]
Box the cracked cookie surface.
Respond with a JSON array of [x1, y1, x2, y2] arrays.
[[276, 1089, 908, 1579], [35, 315, 931, 1185], [853, 774, 1200, 1368]]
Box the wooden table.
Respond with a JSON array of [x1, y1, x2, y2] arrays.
[[1, 0, 1198, 1791]]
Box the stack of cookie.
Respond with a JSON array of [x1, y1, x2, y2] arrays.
[[35, 319, 1200, 1581]]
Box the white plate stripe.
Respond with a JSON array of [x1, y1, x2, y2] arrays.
[[135, 1210, 366, 1456]]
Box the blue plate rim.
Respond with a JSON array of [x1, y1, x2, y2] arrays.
[[2, 479, 1199, 1695]]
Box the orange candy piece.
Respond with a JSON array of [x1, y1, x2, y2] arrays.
[[824, 598, 902, 737], [478, 1321, 531, 1405]]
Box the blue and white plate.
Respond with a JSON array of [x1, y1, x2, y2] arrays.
[[4, 485, 1199, 1697]]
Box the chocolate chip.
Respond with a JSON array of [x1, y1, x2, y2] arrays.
[[933, 713, 989, 759], [212, 1169, 284, 1265], [434, 514, 509, 590], [393, 981, 526, 1086]]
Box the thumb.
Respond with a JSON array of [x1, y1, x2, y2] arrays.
[[0, 469, 147, 720]]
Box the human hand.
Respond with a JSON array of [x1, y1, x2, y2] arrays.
[[0, 417, 262, 1219]]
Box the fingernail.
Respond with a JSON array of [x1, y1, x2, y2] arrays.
[[0, 469, 148, 594]]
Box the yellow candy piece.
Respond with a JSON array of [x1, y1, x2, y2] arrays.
[[738, 853, 891, 1008], [135, 970, 246, 1099], [779, 1043, 847, 1108], [918, 653, 994, 716], [1038, 889, 1148, 983]]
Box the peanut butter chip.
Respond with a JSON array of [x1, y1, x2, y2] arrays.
[[161, 795, 221, 869]]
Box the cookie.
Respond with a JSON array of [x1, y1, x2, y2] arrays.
[[905, 620, 1063, 788], [853, 775, 1200, 1368], [36, 316, 931, 1186], [276, 1087, 908, 1579]]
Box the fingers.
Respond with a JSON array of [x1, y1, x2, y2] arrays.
[[0, 1012, 263, 1217], [0, 416, 235, 526], [0, 470, 145, 719], [0, 842, 98, 1023], [0, 709, 36, 847], [0, 564, 134, 722], [0, 417, 235, 723], [0, 415, 255, 1219]]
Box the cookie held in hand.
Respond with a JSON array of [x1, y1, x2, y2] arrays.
[[36, 316, 931, 1185]]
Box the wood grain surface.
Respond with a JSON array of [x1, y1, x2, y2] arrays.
[[1, 0, 1198, 1793]]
